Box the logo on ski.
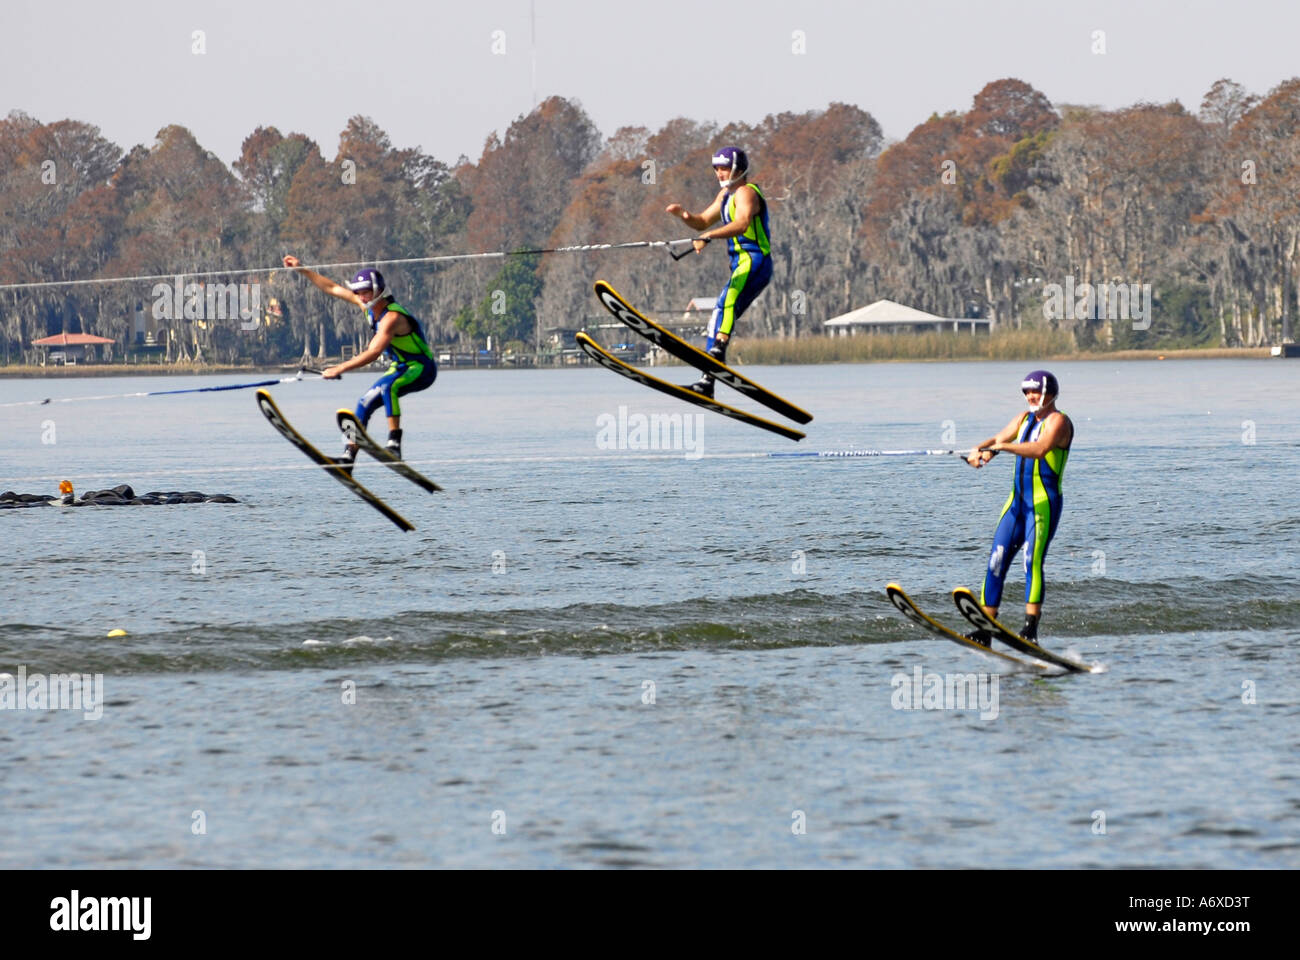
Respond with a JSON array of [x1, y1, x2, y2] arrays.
[[336, 409, 441, 493], [950, 588, 1095, 673], [592, 281, 813, 426], [257, 390, 414, 531], [576, 332, 805, 441], [885, 583, 1051, 672]]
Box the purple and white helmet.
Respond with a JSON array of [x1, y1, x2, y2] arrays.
[[347, 268, 386, 301], [711, 146, 749, 188], [1021, 369, 1059, 411], [1021, 370, 1059, 396]]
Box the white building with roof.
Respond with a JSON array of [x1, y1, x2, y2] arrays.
[[824, 299, 989, 336]]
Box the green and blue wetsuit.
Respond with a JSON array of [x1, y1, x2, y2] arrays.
[[981, 412, 1070, 607], [355, 300, 437, 425], [708, 183, 772, 351]]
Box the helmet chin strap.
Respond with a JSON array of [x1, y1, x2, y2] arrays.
[[362, 292, 389, 325], [716, 161, 745, 189]]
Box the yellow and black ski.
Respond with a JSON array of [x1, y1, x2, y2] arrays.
[[576, 332, 805, 442], [885, 583, 1051, 672], [951, 587, 1095, 673], [256, 390, 413, 532], [336, 409, 442, 494], [593, 280, 813, 425]]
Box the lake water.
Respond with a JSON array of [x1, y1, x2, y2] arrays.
[[1, 358, 1297, 867]]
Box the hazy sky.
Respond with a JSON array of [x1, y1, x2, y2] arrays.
[[6, 0, 1298, 166]]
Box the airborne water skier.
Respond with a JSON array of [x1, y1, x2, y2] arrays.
[[664, 145, 772, 399], [282, 256, 438, 470]]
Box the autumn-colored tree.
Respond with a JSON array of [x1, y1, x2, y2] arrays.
[[275, 116, 468, 357], [0, 114, 124, 356], [856, 80, 1064, 329], [463, 96, 602, 255], [1198, 78, 1300, 345], [234, 127, 314, 230], [1199, 79, 1259, 134]]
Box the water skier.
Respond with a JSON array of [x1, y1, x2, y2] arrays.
[[282, 256, 437, 467], [965, 370, 1074, 643], [664, 146, 771, 398]]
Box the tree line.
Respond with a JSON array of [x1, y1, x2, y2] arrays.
[[1, 76, 1296, 364]]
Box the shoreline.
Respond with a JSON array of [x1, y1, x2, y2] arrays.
[[0, 346, 1275, 379], [0, 364, 296, 379], [835, 346, 1275, 363], [1058, 346, 1273, 361]]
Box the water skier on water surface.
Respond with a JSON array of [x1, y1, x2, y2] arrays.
[[282, 255, 437, 470], [665, 145, 771, 399], [965, 371, 1074, 643]]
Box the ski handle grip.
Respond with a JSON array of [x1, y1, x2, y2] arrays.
[[667, 238, 700, 261]]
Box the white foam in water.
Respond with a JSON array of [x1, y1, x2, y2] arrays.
[[342, 635, 393, 645], [1070, 650, 1107, 674]]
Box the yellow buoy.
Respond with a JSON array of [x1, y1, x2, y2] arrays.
[[107, 629, 127, 638]]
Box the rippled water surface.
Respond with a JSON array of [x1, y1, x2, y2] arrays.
[[2, 358, 1297, 867]]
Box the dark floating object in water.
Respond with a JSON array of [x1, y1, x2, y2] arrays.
[[0, 483, 238, 509]]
